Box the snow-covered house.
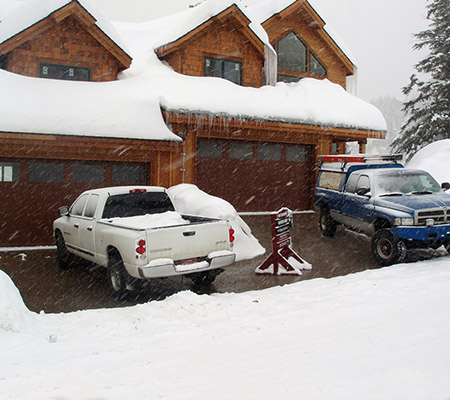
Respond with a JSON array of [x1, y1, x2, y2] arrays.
[[0, 0, 386, 246]]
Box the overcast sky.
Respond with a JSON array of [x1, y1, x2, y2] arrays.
[[94, 0, 430, 102]]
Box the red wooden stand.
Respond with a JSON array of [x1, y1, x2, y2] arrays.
[[255, 208, 311, 276]]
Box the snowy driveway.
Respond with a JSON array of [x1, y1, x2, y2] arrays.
[[1, 213, 446, 313]]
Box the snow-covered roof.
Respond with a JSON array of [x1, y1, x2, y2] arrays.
[[0, 0, 386, 139], [0, 69, 181, 142], [0, 0, 130, 57]]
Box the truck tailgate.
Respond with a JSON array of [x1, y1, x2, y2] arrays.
[[146, 220, 230, 262]]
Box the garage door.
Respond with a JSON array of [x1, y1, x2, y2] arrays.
[[196, 139, 313, 212], [0, 159, 149, 247]]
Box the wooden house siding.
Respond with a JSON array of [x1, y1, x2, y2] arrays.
[[158, 11, 265, 88], [3, 16, 123, 82], [262, 1, 353, 87]]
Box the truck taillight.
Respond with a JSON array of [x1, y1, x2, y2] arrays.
[[229, 228, 235, 243], [136, 238, 146, 257], [130, 188, 147, 193]]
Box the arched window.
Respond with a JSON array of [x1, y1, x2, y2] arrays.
[[276, 32, 327, 82]]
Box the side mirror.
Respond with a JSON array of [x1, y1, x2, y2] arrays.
[[356, 187, 371, 196], [441, 182, 450, 191], [58, 206, 70, 216]]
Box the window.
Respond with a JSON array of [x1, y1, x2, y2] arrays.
[[40, 63, 90, 81], [258, 144, 281, 161], [277, 32, 327, 82], [84, 194, 99, 218], [102, 192, 175, 219], [278, 32, 307, 73], [71, 194, 89, 216], [0, 163, 19, 182], [112, 165, 143, 184], [356, 175, 370, 193], [197, 140, 222, 158], [277, 74, 303, 83], [286, 146, 307, 162], [29, 163, 63, 182], [310, 53, 326, 76], [204, 57, 242, 85], [72, 164, 104, 183], [318, 171, 342, 190], [228, 142, 253, 160]]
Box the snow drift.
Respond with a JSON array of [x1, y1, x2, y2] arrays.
[[168, 184, 265, 261], [407, 139, 450, 186]]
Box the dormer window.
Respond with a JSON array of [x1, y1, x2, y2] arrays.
[[204, 57, 242, 85], [276, 32, 327, 83], [39, 63, 90, 81]]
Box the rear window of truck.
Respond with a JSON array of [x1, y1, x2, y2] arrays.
[[102, 192, 175, 219], [318, 171, 343, 190]]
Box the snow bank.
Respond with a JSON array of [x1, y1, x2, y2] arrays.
[[2, 258, 450, 399], [407, 139, 450, 186], [168, 184, 265, 261], [0, 270, 37, 333]]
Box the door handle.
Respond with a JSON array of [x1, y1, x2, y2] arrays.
[[87, 226, 93, 231], [74, 224, 79, 228], [183, 231, 196, 237]]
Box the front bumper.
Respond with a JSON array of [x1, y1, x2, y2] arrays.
[[136, 250, 236, 279], [393, 224, 450, 243]]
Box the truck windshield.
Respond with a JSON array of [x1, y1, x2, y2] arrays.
[[102, 192, 175, 219], [375, 172, 441, 196]]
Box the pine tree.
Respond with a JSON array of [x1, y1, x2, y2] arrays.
[[393, 0, 450, 158]]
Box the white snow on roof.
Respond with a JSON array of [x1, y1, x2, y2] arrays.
[[0, 0, 130, 57], [148, 66, 386, 131], [0, 69, 181, 141], [130, 0, 271, 52], [0, 0, 385, 138], [247, 0, 357, 66]]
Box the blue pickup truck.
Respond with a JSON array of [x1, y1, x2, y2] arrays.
[[314, 154, 450, 265]]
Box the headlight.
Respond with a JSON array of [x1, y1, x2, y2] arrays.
[[394, 218, 414, 226]]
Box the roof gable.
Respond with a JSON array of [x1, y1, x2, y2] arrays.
[[259, 0, 354, 75], [0, 0, 131, 70], [155, 3, 266, 59]]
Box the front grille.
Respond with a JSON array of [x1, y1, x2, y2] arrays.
[[415, 208, 450, 225]]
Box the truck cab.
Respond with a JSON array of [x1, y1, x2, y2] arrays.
[[314, 155, 450, 265]]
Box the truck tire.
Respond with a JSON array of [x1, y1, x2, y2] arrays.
[[372, 229, 406, 266], [107, 250, 138, 300], [55, 231, 76, 270], [319, 207, 337, 237]]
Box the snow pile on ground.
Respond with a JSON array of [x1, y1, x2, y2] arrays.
[[168, 184, 265, 261], [1, 258, 450, 399], [102, 211, 190, 229], [407, 139, 450, 186], [0, 270, 38, 333]]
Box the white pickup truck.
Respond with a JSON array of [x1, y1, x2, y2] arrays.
[[53, 186, 236, 299]]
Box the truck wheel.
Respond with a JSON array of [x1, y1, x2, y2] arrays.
[[319, 207, 336, 237], [55, 231, 76, 270], [107, 251, 137, 300], [190, 271, 216, 286], [372, 229, 406, 266]]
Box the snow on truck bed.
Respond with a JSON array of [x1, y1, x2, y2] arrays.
[[100, 211, 190, 229]]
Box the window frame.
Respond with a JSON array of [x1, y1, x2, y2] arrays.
[[0, 162, 20, 182], [39, 63, 91, 82], [275, 31, 327, 82], [204, 57, 242, 85]]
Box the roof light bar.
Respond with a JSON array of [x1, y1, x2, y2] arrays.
[[319, 154, 403, 164]]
